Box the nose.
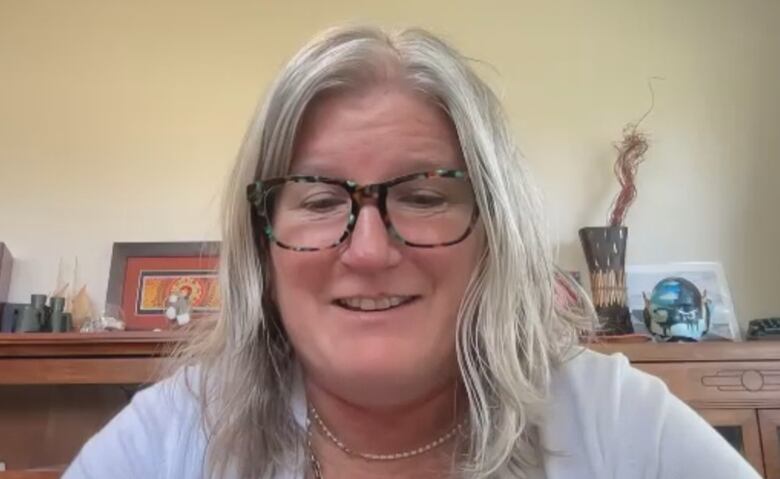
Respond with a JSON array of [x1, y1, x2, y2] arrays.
[[339, 204, 402, 270]]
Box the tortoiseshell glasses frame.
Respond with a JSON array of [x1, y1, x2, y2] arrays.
[[246, 169, 479, 252]]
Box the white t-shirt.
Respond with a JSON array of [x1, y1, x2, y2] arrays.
[[63, 350, 760, 478]]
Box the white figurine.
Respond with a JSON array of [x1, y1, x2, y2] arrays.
[[164, 286, 192, 327]]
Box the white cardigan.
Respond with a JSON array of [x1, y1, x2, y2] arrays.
[[63, 349, 760, 478]]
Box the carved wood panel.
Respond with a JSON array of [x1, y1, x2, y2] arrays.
[[635, 362, 780, 409]]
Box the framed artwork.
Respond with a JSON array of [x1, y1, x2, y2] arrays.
[[106, 241, 220, 331], [626, 262, 740, 341]]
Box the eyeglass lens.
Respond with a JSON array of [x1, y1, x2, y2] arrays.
[[264, 176, 475, 249]]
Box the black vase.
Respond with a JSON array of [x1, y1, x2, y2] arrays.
[[578, 226, 633, 335]]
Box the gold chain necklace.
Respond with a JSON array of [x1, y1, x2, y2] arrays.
[[306, 418, 324, 479], [307, 405, 465, 473]]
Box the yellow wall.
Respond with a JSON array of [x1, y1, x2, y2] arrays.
[[1, 0, 778, 332]]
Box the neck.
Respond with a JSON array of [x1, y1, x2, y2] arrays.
[[304, 374, 464, 458]]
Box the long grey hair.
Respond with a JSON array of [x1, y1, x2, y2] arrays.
[[178, 25, 590, 479]]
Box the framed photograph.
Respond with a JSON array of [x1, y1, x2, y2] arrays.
[[626, 262, 740, 341], [106, 241, 221, 331]]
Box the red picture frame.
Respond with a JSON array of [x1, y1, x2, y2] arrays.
[[106, 242, 220, 331]]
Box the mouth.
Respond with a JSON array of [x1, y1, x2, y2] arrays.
[[333, 295, 419, 312]]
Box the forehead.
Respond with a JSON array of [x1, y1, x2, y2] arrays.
[[290, 85, 464, 179]]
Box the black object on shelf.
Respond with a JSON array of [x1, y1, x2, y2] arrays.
[[746, 318, 780, 340], [0, 302, 24, 332]]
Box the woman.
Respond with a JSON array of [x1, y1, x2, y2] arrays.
[[65, 26, 759, 479]]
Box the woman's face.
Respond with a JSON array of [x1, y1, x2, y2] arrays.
[[270, 85, 483, 406]]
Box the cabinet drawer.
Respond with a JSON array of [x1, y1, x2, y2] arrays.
[[635, 361, 780, 409]]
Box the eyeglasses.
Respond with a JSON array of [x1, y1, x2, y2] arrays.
[[246, 169, 479, 252]]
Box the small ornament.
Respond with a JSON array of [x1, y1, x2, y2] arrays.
[[165, 286, 192, 327], [643, 277, 711, 342]]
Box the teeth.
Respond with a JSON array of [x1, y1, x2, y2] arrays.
[[345, 298, 362, 309], [339, 296, 411, 311]]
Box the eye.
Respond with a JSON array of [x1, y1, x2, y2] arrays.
[[397, 191, 447, 208], [301, 194, 349, 212]]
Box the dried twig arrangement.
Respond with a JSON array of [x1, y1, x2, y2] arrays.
[[606, 78, 661, 227], [607, 126, 649, 226]]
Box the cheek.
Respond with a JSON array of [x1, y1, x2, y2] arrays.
[[269, 248, 330, 320], [417, 234, 483, 310]]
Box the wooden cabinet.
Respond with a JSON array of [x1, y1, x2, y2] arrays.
[[593, 341, 780, 478], [0, 332, 183, 478], [760, 410, 780, 479], [1, 334, 777, 477], [699, 408, 764, 474]]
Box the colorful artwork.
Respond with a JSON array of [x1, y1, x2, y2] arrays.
[[106, 242, 220, 330], [137, 271, 220, 315]]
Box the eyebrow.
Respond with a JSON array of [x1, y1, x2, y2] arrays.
[[289, 157, 462, 178]]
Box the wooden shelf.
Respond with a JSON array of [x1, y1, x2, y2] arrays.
[[0, 331, 189, 385], [0, 470, 61, 478], [0, 331, 188, 358], [590, 340, 780, 363]]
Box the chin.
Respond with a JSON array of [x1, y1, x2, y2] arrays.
[[308, 348, 458, 407]]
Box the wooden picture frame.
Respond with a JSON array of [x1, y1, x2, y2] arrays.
[[105, 242, 220, 331]]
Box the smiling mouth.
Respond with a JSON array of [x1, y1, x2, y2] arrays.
[[334, 296, 418, 312]]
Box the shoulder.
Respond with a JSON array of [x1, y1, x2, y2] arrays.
[[548, 346, 669, 434], [545, 347, 668, 447], [543, 348, 760, 479], [542, 348, 667, 478], [553, 346, 632, 384], [140, 365, 203, 414], [552, 347, 664, 403], [112, 365, 204, 439], [555, 346, 642, 382], [63, 366, 207, 479]]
